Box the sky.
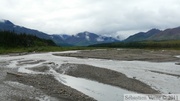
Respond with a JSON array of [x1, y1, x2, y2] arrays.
[[0, 0, 180, 39]]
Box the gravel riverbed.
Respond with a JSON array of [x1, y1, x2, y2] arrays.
[[0, 48, 180, 101]]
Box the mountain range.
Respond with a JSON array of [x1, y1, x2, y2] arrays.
[[124, 27, 180, 42], [1, 19, 180, 46], [0, 19, 120, 46], [52, 32, 119, 46]]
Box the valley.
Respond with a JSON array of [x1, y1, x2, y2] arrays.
[[1, 1, 180, 101]]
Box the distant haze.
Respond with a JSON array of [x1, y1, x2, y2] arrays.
[[0, 0, 180, 39]]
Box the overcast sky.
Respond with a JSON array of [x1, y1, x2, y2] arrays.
[[0, 0, 180, 39]]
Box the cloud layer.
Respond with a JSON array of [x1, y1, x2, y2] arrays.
[[0, 0, 180, 38]]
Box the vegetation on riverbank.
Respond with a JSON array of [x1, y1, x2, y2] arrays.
[[1, 30, 180, 55], [0, 31, 98, 54], [89, 40, 180, 49], [0, 46, 98, 54]]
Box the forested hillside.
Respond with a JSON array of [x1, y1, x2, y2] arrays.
[[90, 40, 180, 49], [0, 31, 56, 48]]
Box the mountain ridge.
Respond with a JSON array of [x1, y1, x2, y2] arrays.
[[124, 29, 161, 42], [124, 27, 180, 42], [0, 19, 119, 46], [0, 20, 51, 40], [148, 27, 180, 40], [1, 19, 180, 46], [54, 31, 120, 46]]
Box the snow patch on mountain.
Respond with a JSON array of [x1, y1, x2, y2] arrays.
[[84, 31, 90, 41], [86, 35, 90, 41], [84, 31, 90, 35], [59, 34, 71, 40], [96, 36, 105, 42], [75, 34, 80, 38]]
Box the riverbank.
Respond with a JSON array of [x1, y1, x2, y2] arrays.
[[54, 48, 180, 62]]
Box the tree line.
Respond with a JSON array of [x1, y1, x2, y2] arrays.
[[89, 40, 180, 49], [0, 31, 56, 48]]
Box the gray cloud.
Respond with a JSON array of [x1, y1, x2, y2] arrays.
[[0, 0, 180, 39]]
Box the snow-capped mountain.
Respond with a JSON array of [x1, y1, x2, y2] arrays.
[[50, 32, 119, 46], [65, 31, 120, 46]]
